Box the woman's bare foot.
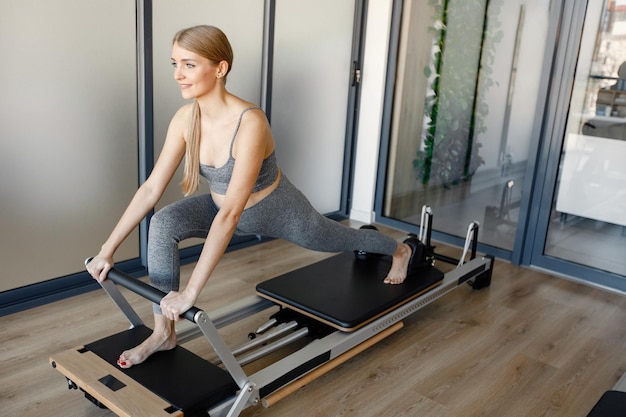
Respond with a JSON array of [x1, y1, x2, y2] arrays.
[[117, 317, 176, 369], [384, 242, 412, 285]]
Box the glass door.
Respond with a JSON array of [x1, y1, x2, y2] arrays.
[[378, 0, 551, 258], [530, 0, 626, 291]]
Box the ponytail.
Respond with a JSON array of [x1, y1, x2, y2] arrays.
[[181, 100, 201, 196]]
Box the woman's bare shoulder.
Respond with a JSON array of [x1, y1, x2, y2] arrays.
[[238, 102, 267, 124]]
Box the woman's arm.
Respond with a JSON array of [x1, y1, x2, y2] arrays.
[[160, 108, 270, 319], [87, 106, 189, 282]]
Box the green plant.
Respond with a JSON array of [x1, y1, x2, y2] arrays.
[[414, 0, 501, 187]]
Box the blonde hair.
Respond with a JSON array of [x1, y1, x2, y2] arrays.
[[173, 25, 234, 196]]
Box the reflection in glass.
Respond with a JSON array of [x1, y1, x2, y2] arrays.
[[383, 0, 548, 251], [546, 0, 626, 276]]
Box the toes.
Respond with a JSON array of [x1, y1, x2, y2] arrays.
[[384, 277, 404, 285], [117, 355, 131, 369]]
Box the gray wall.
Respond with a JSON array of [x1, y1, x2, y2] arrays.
[[0, 0, 139, 291], [0, 0, 358, 294]]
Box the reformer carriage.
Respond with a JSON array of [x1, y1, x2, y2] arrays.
[[50, 207, 494, 417]]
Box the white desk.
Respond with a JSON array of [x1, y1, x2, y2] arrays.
[[582, 116, 626, 140], [556, 134, 626, 227]]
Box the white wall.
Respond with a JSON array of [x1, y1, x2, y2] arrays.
[[0, 0, 139, 292], [350, 0, 394, 223], [272, 0, 357, 214], [0, 0, 389, 295]]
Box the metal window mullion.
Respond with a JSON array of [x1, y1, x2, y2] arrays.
[[136, 0, 154, 267]]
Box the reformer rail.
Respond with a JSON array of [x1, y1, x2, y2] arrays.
[[52, 208, 494, 417]]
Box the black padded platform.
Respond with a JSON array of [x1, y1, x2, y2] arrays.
[[256, 252, 444, 331], [84, 325, 238, 416], [586, 391, 626, 417]]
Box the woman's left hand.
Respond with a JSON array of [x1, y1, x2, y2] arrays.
[[160, 290, 196, 321]]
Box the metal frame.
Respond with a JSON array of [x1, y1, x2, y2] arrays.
[[86, 254, 491, 417], [63, 213, 493, 417]]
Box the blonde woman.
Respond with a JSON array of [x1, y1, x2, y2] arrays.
[[86, 25, 415, 369]]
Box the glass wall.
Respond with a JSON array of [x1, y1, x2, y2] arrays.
[[544, 0, 626, 277], [382, 0, 549, 252], [0, 0, 138, 291]]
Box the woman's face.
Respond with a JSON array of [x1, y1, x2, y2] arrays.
[[171, 42, 219, 100]]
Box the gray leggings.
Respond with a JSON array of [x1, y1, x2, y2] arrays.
[[148, 175, 398, 312]]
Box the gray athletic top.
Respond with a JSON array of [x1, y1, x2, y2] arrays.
[[199, 107, 278, 195]]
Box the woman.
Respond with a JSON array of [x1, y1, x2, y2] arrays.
[[86, 25, 414, 369]]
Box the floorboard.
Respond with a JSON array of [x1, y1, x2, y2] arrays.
[[2, 223, 625, 417]]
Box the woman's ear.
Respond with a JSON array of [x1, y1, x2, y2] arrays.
[[217, 60, 230, 78]]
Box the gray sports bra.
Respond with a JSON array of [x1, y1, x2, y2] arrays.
[[199, 106, 279, 195]]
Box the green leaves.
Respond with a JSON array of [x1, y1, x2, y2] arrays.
[[413, 0, 501, 187]]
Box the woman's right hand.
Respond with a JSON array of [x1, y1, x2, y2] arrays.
[[86, 254, 114, 283]]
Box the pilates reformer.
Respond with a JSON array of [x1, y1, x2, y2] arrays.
[[50, 207, 494, 417]]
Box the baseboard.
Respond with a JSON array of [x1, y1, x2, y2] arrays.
[[0, 258, 145, 317]]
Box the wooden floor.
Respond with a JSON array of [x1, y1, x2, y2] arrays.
[[2, 223, 626, 417]]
